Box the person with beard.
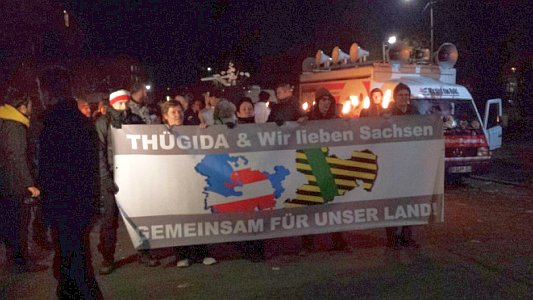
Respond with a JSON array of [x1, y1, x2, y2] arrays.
[[94, 90, 159, 275]]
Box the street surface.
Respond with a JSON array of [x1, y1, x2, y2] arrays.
[[1, 134, 532, 299]]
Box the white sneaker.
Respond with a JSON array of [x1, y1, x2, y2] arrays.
[[176, 259, 190, 268], [202, 257, 217, 266]]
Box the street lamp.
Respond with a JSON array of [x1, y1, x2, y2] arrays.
[[382, 35, 397, 62], [63, 10, 69, 28]]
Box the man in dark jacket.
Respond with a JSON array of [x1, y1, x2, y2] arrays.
[[384, 83, 419, 249], [95, 89, 158, 275], [267, 83, 306, 124], [128, 82, 154, 124], [382, 83, 418, 117], [0, 92, 41, 272], [38, 69, 102, 299]]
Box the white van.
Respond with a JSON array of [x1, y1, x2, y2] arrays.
[[299, 42, 502, 178]]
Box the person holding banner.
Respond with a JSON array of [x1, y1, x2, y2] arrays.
[[233, 97, 267, 262], [383, 83, 420, 249], [298, 87, 353, 255], [95, 90, 159, 275], [161, 100, 185, 127], [160, 100, 218, 267]]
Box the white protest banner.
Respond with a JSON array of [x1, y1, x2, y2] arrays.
[[111, 115, 444, 249]]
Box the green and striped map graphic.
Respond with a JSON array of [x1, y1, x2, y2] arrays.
[[284, 147, 378, 207]]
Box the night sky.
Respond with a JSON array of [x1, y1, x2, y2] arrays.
[[2, 0, 532, 99]]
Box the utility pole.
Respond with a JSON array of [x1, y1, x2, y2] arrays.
[[423, 1, 437, 56]]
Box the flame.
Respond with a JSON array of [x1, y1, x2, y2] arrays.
[[266, 101, 270, 108], [302, 102, 309, 111], [349, 95, 359, 107], [382, 89, 392, 109], [342, 101, 352, 115], [362, 96, 370, 109]]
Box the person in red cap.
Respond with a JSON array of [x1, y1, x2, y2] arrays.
[[94, 89, 158, 275]]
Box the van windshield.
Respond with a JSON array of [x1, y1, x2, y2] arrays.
[[412, 99, 483, 135]]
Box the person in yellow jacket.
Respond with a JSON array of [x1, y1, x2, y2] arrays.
[[0, 92, 41, 272]]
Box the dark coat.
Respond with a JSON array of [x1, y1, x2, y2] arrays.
[[38, 98, 99, 229], [95, 105, 144, 193], [385, 104, 418, 116], [183, 108, 201, 125], [360, 103, 385, 118], [267, 96, 304, 123], [307, 102, 339, 121], [237, 116, 256, 124], [128, 99, 153, 124], [0, 105, 35, 198]]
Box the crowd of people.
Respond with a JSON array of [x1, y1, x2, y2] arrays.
[[1, 70, 419, 298]]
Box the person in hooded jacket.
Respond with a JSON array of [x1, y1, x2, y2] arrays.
[[0, 91, 41, 272], [306, 88, 339, 121], [298, 88, 354, 255], [94, 90, 158, 275]]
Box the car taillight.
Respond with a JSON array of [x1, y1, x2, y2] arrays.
[[477, 146, 489, 156]]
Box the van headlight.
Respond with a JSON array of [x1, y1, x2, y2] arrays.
[[477, 146, 489, 156]]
